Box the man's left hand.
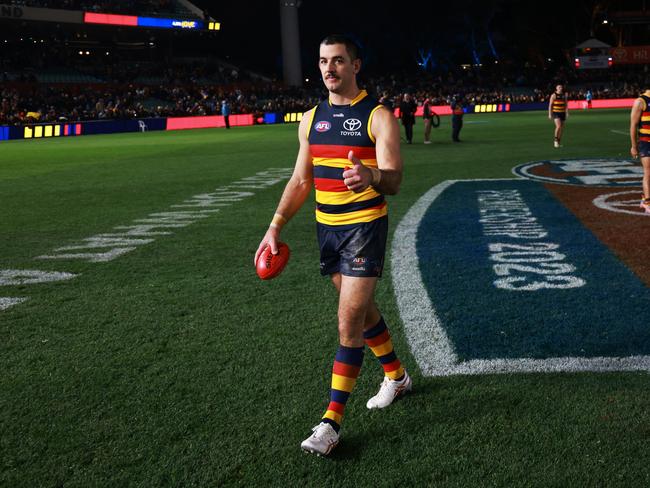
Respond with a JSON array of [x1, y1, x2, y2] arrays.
[[343, 150, 372, 193]]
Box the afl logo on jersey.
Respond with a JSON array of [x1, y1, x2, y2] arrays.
[[314, 121, 331, 132]]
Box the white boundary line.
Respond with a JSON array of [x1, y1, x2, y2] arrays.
[[392, 178, 650, 376]]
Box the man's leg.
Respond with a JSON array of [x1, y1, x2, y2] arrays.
[[405, 123, 413, 144], [424, 119, 432, 143], [554, 118, 563, 144], [301, 275, 375, 455], [641, 156, 650, 213], [330, 274, 410, 409]]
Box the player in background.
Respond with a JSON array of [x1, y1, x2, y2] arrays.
[[549, 84, 569, 148], [630, 87, 650, 213], [254, 34, 411, 456]]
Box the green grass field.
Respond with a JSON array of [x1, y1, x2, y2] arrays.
[[2, 109, 649, 487]]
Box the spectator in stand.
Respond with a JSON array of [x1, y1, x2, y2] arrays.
[[398, 92, 417, 144]]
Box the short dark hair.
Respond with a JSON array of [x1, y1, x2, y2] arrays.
[[320, 34, 360, 61]]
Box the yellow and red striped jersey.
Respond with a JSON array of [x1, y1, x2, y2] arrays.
[[551, 92, 567, 114], [307, 90, 386, 227], [638, 94, 650, 143]]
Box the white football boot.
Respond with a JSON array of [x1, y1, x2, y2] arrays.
[[366, 371, 412, 409], [300, 422, 339, 456]]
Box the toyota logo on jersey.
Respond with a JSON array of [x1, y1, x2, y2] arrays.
[[314, 121, 331, 132], [343, 118, 362, 131]]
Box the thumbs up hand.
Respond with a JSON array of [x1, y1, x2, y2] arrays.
[[342, 150, 372, 193]]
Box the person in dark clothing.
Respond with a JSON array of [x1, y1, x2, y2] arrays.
[[422, 97, 433, 144], [450, 95, 464, 142], [399, 93, 417, 144]]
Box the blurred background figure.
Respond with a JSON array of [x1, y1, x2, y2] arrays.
[[399, 92, 417, 144], [450, 94, 465, 142]]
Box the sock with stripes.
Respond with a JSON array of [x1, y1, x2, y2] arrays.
[[363, 317, 405, 381], [321, 344, 364, 433]]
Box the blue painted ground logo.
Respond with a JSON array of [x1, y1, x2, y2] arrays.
[[392, 179, 650, 376], [513, 158, 642, 186]]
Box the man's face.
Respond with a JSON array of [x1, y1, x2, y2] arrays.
[[556, 85, 564, 93], [319, 43, 360, 94]]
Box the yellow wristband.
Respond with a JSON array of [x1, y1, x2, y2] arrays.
[[270, 213, 287, 230]]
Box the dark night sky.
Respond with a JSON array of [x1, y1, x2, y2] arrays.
[[190, 1, 617, 77]]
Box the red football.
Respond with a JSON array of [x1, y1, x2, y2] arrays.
[[256, 242, 290, 280]]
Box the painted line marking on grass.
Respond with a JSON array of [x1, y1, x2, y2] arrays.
[[0, 269, 78, 312], [1, 168, 292, 312], [392, 178, 650, 376], [0, 297, 28, 310], [593, 190, 650, 217], [0, 269, 78, 286], [512, 159, 642, 186], [610, 129, 628, 136], [391, 179, 459, 375], [36, 168, 292, 262]]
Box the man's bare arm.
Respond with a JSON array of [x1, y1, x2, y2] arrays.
[[254, 110, 314, 262], [630, 98, 643, 158]]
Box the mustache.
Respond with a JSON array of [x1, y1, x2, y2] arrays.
[[325, 72, 339, 79]]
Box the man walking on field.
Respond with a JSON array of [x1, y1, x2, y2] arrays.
[[254, 34, 411, 456]]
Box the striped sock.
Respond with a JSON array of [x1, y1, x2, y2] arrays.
[[322, 345, 364, 433], [364, 317, 405, 380]]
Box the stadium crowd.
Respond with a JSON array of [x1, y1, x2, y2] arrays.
[[1, 56, 648, 125]]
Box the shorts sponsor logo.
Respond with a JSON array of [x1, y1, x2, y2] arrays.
[[351, 256, 367, 271], [393, 178, 650, 377], [314, 121, 331, 132], [513, 158, 642, 186]]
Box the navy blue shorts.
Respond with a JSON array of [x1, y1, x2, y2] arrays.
[[552, 112, 566, 122], [317, 217, 388, 277], [639, 141, 650, 158]]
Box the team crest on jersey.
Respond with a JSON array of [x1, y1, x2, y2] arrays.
[[314, 121, 331, 132], [513, 158, 642, 187]]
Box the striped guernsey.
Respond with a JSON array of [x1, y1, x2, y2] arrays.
[[307, 90, 386, 227], [638, 94, 650, 143], [551, 91, 567, 114]]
